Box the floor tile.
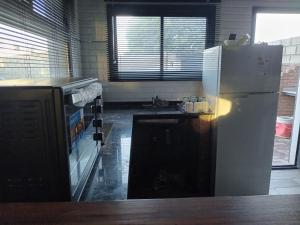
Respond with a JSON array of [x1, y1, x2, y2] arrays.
[[270, 169, 300, 195], [272, 136, 291, 166], [80, 109, 300, 200], [275, 187, 300, 195]]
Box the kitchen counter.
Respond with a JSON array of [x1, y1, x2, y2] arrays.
[[128, 111, 213, 199], [81, 109, 213, 201], [1, 195, 300, 224], [133, 110, 213, 117]]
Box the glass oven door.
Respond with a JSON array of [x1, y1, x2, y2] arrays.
[[65, 97, 103, 199]]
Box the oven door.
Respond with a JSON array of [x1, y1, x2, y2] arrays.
[[66, 97, 103, 200]]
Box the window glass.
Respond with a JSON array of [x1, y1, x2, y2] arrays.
[[112, 16, 208, 80], [164, 17, 206, 72], [116, 16, 160, 73], [0, 23, 50, 79]]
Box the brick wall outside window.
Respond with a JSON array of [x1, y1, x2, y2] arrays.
[[277, 65, 299, 116], [270, 37, 300, 117]]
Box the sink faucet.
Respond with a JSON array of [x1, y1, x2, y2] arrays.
[[152, 96, 169, 107], [152, 96, 160, 106]]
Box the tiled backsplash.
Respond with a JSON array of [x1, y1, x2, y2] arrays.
[[102, 81, 203, 102]]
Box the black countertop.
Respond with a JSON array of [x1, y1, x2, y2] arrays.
[[133, 109, 213, 119]]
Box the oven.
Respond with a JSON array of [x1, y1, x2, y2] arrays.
[[0, 77, 103, 202]]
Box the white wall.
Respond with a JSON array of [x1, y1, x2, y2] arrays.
[[78, 0, 300, 102], [102, 81, 202, 102]]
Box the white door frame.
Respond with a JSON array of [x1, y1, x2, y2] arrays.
[[289, 69, 300, 165]]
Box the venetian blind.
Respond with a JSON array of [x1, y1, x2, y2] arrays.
[[107, 3, 220, 81], [0, 0, 77, 79]]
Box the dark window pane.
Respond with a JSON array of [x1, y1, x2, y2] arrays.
[[33, 0, 64, 26], [33, 0, 47, 18]]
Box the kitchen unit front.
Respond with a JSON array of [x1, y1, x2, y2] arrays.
[[128, 112, 213, 199], [0, 77, 103, 202]]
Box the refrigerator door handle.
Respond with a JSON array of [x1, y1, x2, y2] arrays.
[[232, 94, 248, 99]]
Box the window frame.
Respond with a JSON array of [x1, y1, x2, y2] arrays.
[[107, 4, 217, 81], [251, 7, 300, 169], [251, 7, 300, 45]]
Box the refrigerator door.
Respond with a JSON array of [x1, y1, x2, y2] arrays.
[[214, 93, 278, 196], [203, 46, 222, 113], [220, 45, 283, 94]]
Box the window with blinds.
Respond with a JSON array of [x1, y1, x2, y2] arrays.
[[107, 4, 218, 81], [0, 0, 79, 79]]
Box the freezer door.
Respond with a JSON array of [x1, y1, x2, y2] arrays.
[[220, 45, 283, 94], [214, 93, 278, 196]]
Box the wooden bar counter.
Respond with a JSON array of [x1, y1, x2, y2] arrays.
[[0, 195, 300, 224]]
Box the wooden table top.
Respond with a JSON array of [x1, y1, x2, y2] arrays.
[[0, 195, 300, 225]]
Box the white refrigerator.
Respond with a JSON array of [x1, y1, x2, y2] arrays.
[[203, 45, 283, 196]]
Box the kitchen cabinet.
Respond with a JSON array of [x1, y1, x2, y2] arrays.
[[128, 113, 212, 199]]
